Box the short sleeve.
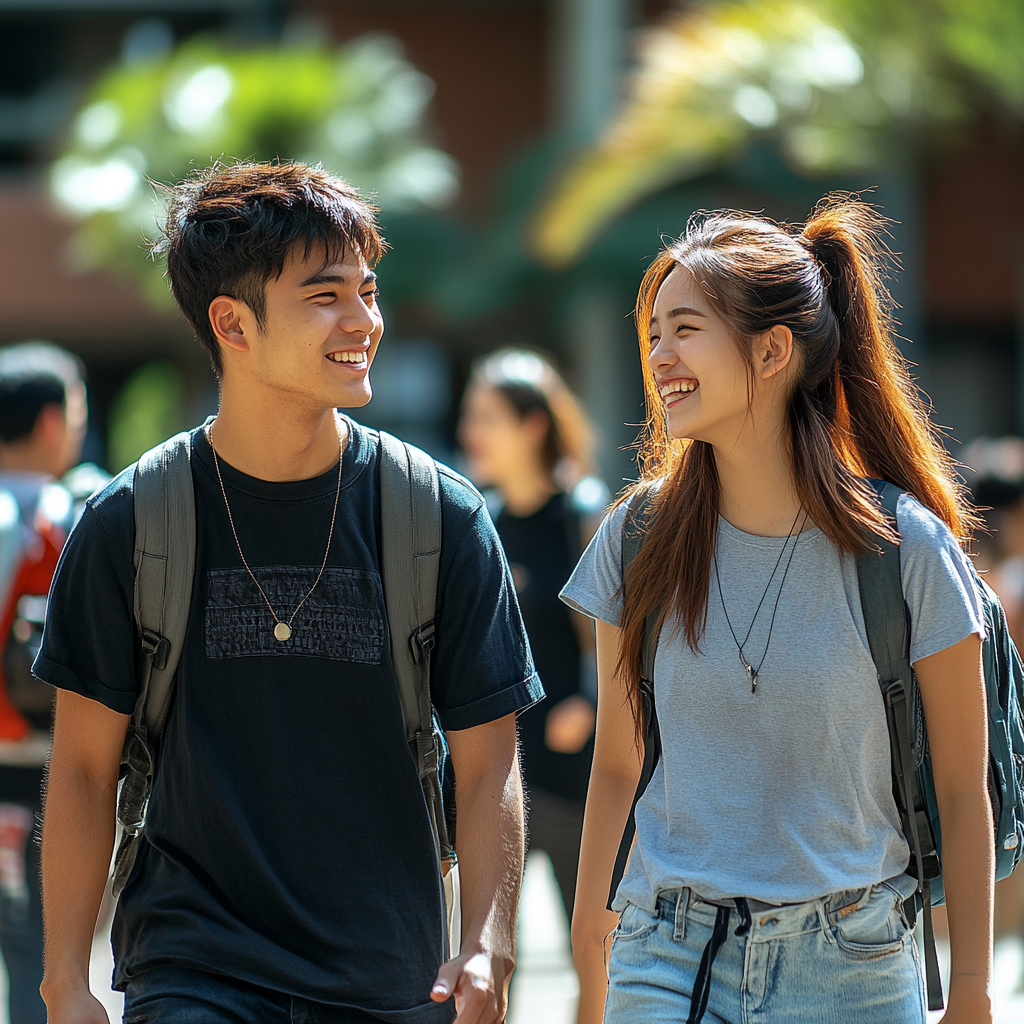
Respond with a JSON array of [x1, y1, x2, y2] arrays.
[[897, 494, 986, 665], [32, 481, 139, 715], [559, 500, 630, 626], [431, 491, 543, 732]]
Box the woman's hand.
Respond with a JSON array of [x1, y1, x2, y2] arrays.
[[939, 974, 993, 1024], [545, 695, 596, 754]]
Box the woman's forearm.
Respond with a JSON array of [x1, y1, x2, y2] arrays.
[[938, 790, 994, 1006], [573, 765, 639, 1024]]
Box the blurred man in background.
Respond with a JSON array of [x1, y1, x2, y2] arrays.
[[0, 342, 87, 1024], [964, 435, 1024, 989]]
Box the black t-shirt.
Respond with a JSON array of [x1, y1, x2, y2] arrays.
[[35, 420, 542, 1022], [496, 493, 593, 803]]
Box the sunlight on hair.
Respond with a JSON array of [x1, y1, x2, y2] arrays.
[[483, 352, 551, 388]]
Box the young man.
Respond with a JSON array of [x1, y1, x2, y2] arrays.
[[0, 341, 87, 1024], [35, 162, 543, 1024]]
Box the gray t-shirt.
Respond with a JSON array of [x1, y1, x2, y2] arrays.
[[560, 493, 984, 911]]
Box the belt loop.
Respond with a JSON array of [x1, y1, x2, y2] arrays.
[[674, 888, 690, 941]]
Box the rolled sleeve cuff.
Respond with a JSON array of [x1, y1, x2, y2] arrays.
[[32, 654, 137, 716], [437, 672, 544, 733]]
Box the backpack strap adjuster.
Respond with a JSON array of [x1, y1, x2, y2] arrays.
[[411, 621, 436, 663], [140, 628, 171, 672]]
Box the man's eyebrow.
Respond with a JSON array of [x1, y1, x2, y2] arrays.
[[299, 270, 378, 287]]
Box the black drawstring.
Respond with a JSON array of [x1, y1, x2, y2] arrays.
[[686, 898, 751, 1024]]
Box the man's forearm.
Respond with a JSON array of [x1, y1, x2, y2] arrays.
[[40, 755, 118, 1001], [453, 758, 524, 965]]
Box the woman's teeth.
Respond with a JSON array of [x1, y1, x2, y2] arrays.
[[327, 351, 367, 365], [659, 380, 698, 399]]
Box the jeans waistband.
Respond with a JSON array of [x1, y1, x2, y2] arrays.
[[657, 885, 869, 919]]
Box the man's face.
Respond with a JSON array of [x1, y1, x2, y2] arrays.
[[238, 246, 384, 411]]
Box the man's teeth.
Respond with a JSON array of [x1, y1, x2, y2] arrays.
[[659, 380, 698, 398], [327, 352, 367, 364]]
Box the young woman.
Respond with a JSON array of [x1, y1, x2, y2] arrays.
[[459, 349, 608, 919], [561, 198, 994, 1024]]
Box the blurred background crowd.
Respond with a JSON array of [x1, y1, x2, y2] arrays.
[[0, 0, 1023, 1022]]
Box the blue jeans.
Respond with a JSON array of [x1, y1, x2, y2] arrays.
[[122, 965, 421, 1023], [604, 876, 927, 1024]]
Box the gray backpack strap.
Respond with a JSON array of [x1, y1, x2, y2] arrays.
[[113, 431, 196, 895], [377, 432, 448, 867], [857, 479, 943, 1011]]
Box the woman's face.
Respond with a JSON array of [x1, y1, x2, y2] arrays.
[[649, 266, 776, 446], [459, 384, 548, 489]]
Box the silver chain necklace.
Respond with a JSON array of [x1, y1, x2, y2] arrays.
[[713, 508, 805, 693], [207, 420, 344, 643]]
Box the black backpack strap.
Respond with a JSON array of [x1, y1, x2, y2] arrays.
[[113, 431, 196, 896], [857, 479, 943, 1011], [608, 486, 662, 909]]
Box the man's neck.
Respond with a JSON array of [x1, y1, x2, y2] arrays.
[[210, 391, 347, 482]]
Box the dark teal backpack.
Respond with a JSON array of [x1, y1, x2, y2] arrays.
[[615, 479, 1024, 1013]]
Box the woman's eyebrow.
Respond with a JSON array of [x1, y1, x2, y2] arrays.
[[667, 305, 706, 318]]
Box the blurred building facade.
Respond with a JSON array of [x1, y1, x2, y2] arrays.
[[0, 0, 1021, 482]]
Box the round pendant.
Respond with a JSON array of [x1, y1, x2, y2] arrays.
[[273, 621, 292, 642]]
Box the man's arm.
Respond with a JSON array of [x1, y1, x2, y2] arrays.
[[40, 689, 129, 1024], [430, 712, 522, 1024]]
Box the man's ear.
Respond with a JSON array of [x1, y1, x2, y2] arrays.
[[758, 324, 795, 379], [208, 296, 250, 355]]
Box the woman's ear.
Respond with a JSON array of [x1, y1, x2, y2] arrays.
[[758, 324, 795, 380], [208, 296, 250, 355]]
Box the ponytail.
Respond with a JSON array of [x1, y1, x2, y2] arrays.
[[802, 197, 972, 541]]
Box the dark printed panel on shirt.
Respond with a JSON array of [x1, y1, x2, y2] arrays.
[[204, 565, 386, 662]]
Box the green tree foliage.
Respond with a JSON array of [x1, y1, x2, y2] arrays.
[[532, 0, 1024, 267], [51, 33, 459, 305], [106, 361, 187, 471]]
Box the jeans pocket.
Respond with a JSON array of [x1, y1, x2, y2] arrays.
[[614, 901, 658, 942], [831, 884, 911, 960]]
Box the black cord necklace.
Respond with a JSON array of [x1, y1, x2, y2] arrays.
[[713, 508, 806, 694]]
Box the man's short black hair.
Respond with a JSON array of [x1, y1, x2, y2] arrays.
[[0, 342, 84, 445], [152, 160, 387, 376]]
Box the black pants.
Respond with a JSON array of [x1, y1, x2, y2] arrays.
[[525, 786, 586, 921]]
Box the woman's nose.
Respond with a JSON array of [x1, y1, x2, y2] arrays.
[[648, 338, 676, 372]]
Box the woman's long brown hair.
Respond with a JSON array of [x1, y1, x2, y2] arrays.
[[617, 194, 978, 743]]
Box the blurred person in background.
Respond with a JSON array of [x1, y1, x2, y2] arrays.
[[963, 436, 1024, 981], [0, 342, 87, 1024], [459, 349, 608, 923]]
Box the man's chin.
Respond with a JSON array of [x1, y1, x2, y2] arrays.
[[334, 384, 373, 410]]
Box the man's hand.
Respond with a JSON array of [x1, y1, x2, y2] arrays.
[[430, 950, 513, 1023], [40, 985, 111, 1024]]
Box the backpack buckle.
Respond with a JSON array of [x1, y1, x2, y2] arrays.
[[411, 621, 436, 664], [140, 628, 171, 672]]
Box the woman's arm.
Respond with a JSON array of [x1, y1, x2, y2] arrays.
[[914, 633, 993, 1024], [573, 619, 642, 1024]]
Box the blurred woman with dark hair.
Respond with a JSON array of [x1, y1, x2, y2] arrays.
[[460, 349, 609, 921]]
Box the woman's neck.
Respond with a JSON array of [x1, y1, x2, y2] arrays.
[[713, 434, 805, 537], [499, 468, 557, 517]]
